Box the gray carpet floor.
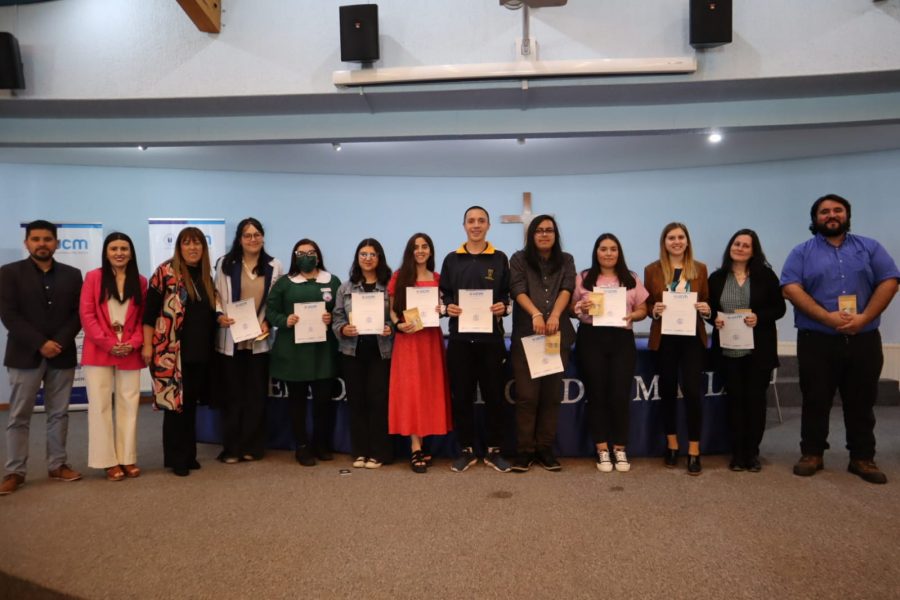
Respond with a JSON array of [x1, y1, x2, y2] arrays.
[[1, 405, 899, 600]]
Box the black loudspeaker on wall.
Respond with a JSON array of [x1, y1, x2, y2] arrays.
[[339, 4, 379, 63], [690, 0, 732, 49], [0, 32, 26, 89]]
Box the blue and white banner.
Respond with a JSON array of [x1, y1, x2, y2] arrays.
[[21, 222, 104, 407], [148, 218, 226, 271]]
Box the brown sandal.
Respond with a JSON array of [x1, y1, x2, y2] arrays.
[[106, 466, 125, 481], [122, 464, 141, 478]]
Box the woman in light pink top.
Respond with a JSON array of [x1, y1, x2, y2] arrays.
[[571, 233, 648, 473]]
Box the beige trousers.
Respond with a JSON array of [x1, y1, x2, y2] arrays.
[[84, 366, 142, 469]]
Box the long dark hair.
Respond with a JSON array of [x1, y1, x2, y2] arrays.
[[288, 238, 327, 276], [523, 214, 563, 272], [393, 233, 436, 314], [221, 217, 273, 276], [581, 232, 637, 291], [172, 227, 217, 309], [719, 228, 771, 274], [349, 238, 392, 285], [100, 232, 142, 305]]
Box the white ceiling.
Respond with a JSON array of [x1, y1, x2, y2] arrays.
[[1, 121, 900, 177]]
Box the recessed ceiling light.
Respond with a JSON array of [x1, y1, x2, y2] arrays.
[[708, 132, 723, 144], [137, 145, 148, 151], [516, 137, 526, 145], [332, 142, 342, 152]]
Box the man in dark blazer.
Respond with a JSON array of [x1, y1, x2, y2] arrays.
[[0, 220, 84, 495]]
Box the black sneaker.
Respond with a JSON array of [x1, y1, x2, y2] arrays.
[[451, 447, 477, 473], [536, 447, 561, 471], [483, 447, 512, 473], [511, 453, 534, 473]]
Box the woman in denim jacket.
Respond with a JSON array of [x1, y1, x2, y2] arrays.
[[333, 238, 395, 469]]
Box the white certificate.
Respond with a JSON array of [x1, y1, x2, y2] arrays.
[[661, 291, 698, 336], [719, 313, 754, 350], [351, 292, 385, 335], [293, 302, 327, 344], [458, 289, 493, 333], [592, 286, 627, 328], [406, 287, 440, 328], [521, 335, 565, 379], [225, 299, 262, 344]]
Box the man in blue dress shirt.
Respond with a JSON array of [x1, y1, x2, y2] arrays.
[[781, 194, 899, 484]]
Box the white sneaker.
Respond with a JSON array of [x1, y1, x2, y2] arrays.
[[596, 450, 613, 473], [614, 449, 631, 472], [365, 458, 382, 469], [352, 456, 367, 468]]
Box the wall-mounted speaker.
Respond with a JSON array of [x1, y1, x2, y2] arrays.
[[690, 0, 732, 49], [0, 32, 25, 90], [339, 4, 379, 63]]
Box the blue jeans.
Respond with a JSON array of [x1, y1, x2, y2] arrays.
[[5, 361, 75, 476]]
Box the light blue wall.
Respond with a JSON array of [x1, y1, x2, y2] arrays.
[[2, 151, 899, 397]]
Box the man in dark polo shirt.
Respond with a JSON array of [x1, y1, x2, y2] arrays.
[[0, 220, 84, 495]]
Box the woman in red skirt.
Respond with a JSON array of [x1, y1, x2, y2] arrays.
[[388, 233, 452, 473]]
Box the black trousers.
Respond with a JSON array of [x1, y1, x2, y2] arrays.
[[447, 339, 507, 450], [577, 326, 636, 448], [163, 361, 207, 469], [220, 350, 269, 459], [721, 355, 771, 461], [798, 329, 882, 460], [657, 335, 705, 442], [341, 351, 392, 463], [286, 379, 335, 453], [510, 340, 567, 454]]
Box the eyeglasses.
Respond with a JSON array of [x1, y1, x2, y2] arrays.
[[358, 252, 378, 259], [534, 228, 556, 235], [242, 232, 263, 240], [294, 250, 317, 257]]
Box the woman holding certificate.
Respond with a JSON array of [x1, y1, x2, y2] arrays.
[[267, 239, 340, 467], [333, 239, 395, 470], [387, 233, 451, 473], [644, 222, 710, 475], [213, 218, 283, 464], [508, 215, 576, 473], [708, 229, 785, 472], [81, 232, 147, 481], [142, 227, 218, 477], [571, 233, 648, 473]]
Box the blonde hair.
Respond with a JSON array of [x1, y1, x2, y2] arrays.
[[658, 222, 698, 284]]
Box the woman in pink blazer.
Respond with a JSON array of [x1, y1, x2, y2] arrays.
[[80, 232, 147, 481]]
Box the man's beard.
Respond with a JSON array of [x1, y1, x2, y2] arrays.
[[29, 248, 53, 263], [814, 218, 850, 238]]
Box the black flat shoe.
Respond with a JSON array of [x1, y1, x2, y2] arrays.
[[747, 456, 762, 472], [729, 456, 745, 472], [687, 454, 702, 476], [664, 449, 678, 468]]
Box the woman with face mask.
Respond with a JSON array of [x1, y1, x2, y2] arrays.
[[81, 232, 147, 481], [266, 239, 341, 467]]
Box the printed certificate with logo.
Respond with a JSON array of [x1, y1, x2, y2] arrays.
[[458, 289, 493, 333], [661, 291, 698, 336], [351, 292, 385, 335], [719, 313, 754, 350], [406, 286, 440, 328], [592, 286, 627, 327], [294, 302, 327, 344], [226, 299, 263, 344], [521, 335, 564, 378]]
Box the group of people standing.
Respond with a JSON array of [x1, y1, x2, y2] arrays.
[[1, 193, 897, 496]]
